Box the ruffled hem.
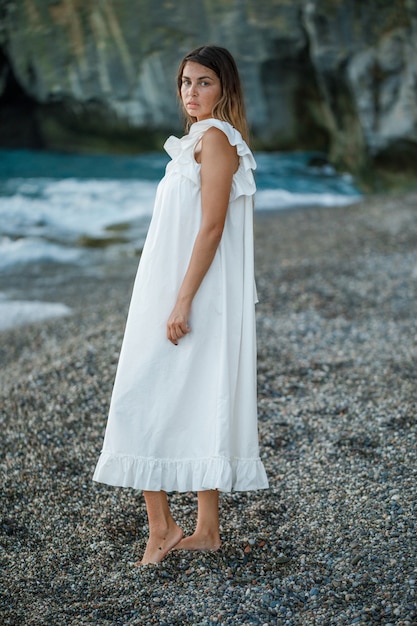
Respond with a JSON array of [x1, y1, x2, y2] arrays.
[[93, 452, 269, 493], [163, 119, 256, 201]]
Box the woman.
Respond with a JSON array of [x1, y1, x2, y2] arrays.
[[93, 45, 269, 565]]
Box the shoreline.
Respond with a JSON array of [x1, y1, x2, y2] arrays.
[[1, 191, 417, 625]]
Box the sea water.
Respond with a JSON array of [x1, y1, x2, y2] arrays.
[[0, 148, 361, 271], [0, 148, 361, 329]]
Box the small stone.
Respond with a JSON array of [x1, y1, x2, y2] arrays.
[[276, 555, 291, 564], [352, 551, 367, 565]]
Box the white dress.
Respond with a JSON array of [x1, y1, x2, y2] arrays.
[[93, 119, 269, 493]]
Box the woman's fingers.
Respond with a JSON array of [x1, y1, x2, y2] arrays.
[[167, 320, 190, 345]]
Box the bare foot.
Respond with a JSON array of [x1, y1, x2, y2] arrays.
[[173, 532, 221, 552], [136, 523, 183, 565]]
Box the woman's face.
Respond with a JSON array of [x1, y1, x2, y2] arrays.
[[180, 61, 222, 122]]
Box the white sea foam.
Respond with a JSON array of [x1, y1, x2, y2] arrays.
[[255, 189, 362, 211], [0, 178, 158, 241], [0, 236, 81, 269], [0, 298, 72, 331]]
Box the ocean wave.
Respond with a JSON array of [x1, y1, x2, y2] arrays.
[[0, 150, 362, 271], [0, 236, 81, 270], [255, 189, 362, 211], [0, 178, 158, 241]]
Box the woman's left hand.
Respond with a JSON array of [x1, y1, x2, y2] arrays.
[[166, 127, 236, 347], [167, 301, 191, 345]]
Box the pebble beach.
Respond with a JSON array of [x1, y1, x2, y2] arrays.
[[1, 191, 417, 625]]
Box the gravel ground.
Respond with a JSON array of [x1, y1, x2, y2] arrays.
[[1, 192, 417, 625]]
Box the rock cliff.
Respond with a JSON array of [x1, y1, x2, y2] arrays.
[[303, 0, 417, 177], [0, 0, 416, 178]]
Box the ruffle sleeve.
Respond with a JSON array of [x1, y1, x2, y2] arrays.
[[163, 119, 256, 201]]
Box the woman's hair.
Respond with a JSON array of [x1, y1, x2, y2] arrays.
[[177, 45, 249, 143]]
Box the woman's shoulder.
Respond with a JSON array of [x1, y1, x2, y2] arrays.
[[198, 125, 239, 170], [194, 119, 256, 172], [190, 118, 240, 143], [200, 124, 235, 149], [164, 119, 256, 175], [164, 120, 233, 157]]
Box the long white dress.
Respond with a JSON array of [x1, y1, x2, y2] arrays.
[[93, 118, 269, 493]]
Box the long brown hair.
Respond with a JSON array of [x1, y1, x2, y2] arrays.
[[177, 45, 249, 143]]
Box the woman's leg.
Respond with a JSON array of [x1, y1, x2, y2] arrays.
[[137, 490, 183, 565], [174, 489, 221, 551]]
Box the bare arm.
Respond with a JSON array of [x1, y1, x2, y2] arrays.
[[167, 127, 238, 344]]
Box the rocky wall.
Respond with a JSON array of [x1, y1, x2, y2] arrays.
[[0, 0, 416, 178]]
